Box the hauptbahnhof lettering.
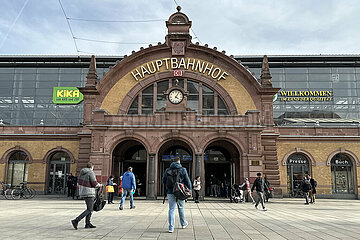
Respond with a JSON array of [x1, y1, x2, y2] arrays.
[[0, 9, 360, 199]]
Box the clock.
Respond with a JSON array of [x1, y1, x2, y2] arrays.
[[168, 89, 184, 104]]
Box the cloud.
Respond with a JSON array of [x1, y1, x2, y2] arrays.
[[0, 0, 359, 55]]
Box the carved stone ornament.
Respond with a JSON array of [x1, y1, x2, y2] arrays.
[[172, 41, 185, 56]]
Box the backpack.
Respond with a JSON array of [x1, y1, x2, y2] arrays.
[[93, 185, 106, 212], [165, 168, 191, 201], [313, 180, 317, 187], [303, 179, 312, 191]]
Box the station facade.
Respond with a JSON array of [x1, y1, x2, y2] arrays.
[[1, 9, 360, 199]]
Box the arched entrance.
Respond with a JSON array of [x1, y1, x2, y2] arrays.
[[47, 151, 71, 194], [112, 140, 147, 196], [204, 140, 239, 198], [286, 153, 310, 197], [331, 154, 354, 194], [7, 151, 29, 187], [157, 139, 193, 196]]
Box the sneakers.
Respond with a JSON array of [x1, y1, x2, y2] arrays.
[[130, 206, 136, 209], [119, 206, 123, 210], [71, 219, 78, 230], [169, 229, 174, 233], [85, 223, 96, 229], [255, 205, 258, 209], [263, 208, 267, 211], [182, 222, 188, 229]]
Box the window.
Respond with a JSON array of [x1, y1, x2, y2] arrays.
[[141, 85, 153, 115], [7, 151, 29, 186]]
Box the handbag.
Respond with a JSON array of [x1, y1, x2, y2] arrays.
[[106, 185, 114, 193]]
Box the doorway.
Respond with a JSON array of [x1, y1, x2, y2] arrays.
[[112, 140, 147, 196], [48, 151, 71, 194], [157, 140, 193, 196], [286, 154, 309, 197], [331, 154, 354, 194]]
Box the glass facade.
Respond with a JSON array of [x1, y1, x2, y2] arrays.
[[0, 56, 359, 126]]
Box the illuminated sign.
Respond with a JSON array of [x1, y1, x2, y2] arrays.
[[278, 90, 333, 102], [52, 87, 84, 104], [131, 58, 229, 81]]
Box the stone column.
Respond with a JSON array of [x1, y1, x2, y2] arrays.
[[195, 153, 202, 179], [147, 153, 156, 200]]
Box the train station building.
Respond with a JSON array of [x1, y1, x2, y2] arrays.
[[1, 8, 360, 199]]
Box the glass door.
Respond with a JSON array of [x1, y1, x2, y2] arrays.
[[48, 162, 69, 194]]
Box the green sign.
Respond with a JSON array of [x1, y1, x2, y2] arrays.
[[52, 87, 84, 104]]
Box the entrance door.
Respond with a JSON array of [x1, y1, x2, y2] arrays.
[[331, 154, 354, 194], [48, 162, 70, 194], [286, 153, 309, 197], [119, 161, 147, 196]]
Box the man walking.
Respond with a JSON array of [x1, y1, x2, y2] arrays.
[[301, 176, 312, 205], [308, 174, 317, 204], [119, 167, 136, 210], [251, 172, 267, 211], [162, 157, 192, 233], [71, 162, 101, 229]]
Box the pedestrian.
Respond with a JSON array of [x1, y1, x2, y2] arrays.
[[71, 175, 78, 199], [307, 174, 317, 204], [301, 176, 312, 205], [119, 167, 136, 210], [193, 176, 201, 203], [162, 157, 192, 233], [240, 178, 255, 203], [106, 175, 116, 204], [264, 176, 271, 203], [209, 174, 218, 197], [71, 162, 102, 229], [118, 176, 123, 197], [251, 172, 267, 211], [67, 173, 74, 197]]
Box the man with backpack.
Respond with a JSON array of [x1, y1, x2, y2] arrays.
[[301, 176, 312, 205], [71, 162, 102, 230], [162, 157, 192, 233], [251, 172, 267, 211], [307, 174, 317, 204]]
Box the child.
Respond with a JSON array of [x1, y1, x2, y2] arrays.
[[106, 175, 115, 204], [193, 176, 201, 203]]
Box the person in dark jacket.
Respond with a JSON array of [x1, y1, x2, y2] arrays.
[[119, 167, 136, 210], [308, 175, 317, 204], [264, 176, 271, 203], [209, 174, 218, 197], [106, 175, 116, 204], [162, 157, 192, 233], [71, 162, 101, 230], [301, 176, 312, 205], [67, 173, 74, 197], [251, 172, 267, 211]]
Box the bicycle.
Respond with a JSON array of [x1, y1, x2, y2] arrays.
[[11, 182, 36, 200], [0, 182, 12, 200]]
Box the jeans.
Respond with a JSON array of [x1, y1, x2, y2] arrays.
[[194, 190, 200, 202], [108, 192, 114, 203], [75, 197, 95, 225], [210, 184, 217, 197], [167, 193, 187, 231], [120, 188, 134, 207], [255, 191, 265, 209]]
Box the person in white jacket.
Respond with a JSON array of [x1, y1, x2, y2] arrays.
[[193, 176, 201, 203]]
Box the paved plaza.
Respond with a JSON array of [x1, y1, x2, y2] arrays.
[[1, 197, 360, 240]]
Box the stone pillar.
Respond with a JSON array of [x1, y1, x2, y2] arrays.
[[147, 153, 156, 200], [195, 153, 202, 179]]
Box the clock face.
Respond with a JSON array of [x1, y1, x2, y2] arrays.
[[168, 89, 184, 104]]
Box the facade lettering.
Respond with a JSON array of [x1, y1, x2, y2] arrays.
[[130, 57, 229, 81]]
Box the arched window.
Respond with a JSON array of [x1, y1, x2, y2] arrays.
[[127, 79, 229, 115], [7, 151, 29, 186], [331, 154, 354, 194]]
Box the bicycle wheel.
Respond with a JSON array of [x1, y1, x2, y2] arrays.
[[23, 188, 32, 199], [4, 189, 12, 200], [28, 188, 36, 199], [11, 189, 21, 200]]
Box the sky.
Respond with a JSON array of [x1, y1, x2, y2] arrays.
[[0, 0, 359, 56]]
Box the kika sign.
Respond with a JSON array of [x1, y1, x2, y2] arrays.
[[131, 58, 229, 81], [53, 87, 84, 104]]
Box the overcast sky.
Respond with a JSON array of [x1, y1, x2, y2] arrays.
[[0, 0, 359, 56]]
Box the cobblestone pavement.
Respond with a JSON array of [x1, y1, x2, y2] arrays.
[[1, 197, 360, 240]]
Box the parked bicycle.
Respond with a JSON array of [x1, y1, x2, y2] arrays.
[[11, 182, 36, 200], [0, 182, 12, 199]]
